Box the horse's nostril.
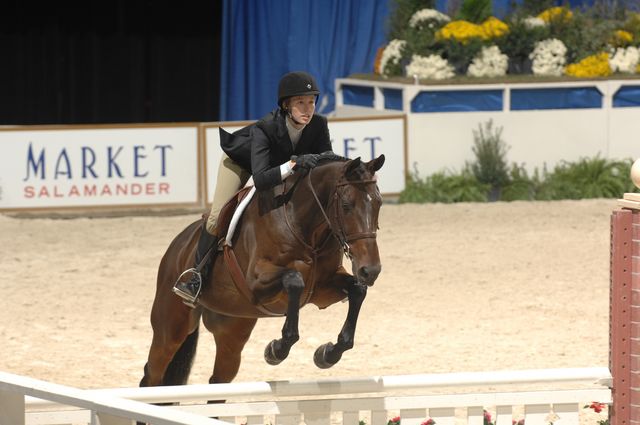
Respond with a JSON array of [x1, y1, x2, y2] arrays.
[[358, 265, 381, 281]]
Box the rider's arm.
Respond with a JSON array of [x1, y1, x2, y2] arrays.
[[251, 127, 293, 191]]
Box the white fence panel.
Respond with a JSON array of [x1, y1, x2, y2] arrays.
[[11, 367, 613, 425]]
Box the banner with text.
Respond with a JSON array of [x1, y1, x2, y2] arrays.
[[0, 126, 200, 210]]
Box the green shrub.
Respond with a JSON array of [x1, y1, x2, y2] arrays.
[[469, 120, 510, 201], [549, 10, 617, 63], [535, 157, 630, 200], [496, 17, 548, 74], [387, 0, 436, 40], [399, 165, 488, 203], [500, 164, 539, 201], [517, 0, 556, 16], [456, 0, 492, 24]]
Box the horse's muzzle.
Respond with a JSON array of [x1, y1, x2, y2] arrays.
[[356, 264, 381, 286]]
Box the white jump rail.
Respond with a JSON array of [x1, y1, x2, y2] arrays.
[[17, 367, 612, 425], [0, 371, 231, 425]]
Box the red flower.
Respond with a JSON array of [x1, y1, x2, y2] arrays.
[[421, 419, 436, 425], [388, 416, 401, 425], [589, 402, 606, 413]]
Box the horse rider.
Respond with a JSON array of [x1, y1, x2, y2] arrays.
[[173, 71, 335, 306]]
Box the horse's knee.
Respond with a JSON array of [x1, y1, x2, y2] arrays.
[[348, 282, 367, 301], [282, 270, 304, 294]]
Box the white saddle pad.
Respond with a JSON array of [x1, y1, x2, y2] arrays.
[[224, 177, 256, 247]]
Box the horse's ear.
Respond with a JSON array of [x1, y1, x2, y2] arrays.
[[367, 154, 385, 173], [345, 157, 362, 175]]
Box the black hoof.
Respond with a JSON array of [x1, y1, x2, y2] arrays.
[[264, 340, 285, 365], [313, 342, 340, 369]]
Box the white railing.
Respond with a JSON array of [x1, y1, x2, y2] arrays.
[[0, 371, 230, 425], [13, 367, 612, 425]]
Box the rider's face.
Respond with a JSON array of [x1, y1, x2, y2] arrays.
[[287, 95, 316, 126]]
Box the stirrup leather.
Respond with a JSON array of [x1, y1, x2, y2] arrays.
[[172, 268, 202, 308]]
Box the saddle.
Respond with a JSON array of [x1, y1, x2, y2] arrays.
[[214, 186, 254, 241]]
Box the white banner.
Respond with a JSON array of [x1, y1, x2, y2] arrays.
[[328, 115, 405, 194], [205, 115, 406, 203], [0, 126, 199, 210]]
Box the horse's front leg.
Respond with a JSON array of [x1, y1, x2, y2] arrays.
[[264, 269, 304, 365], [314, 280, 367, 369]]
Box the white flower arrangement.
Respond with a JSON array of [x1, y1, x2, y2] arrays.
[[405, 54, 455, 80], [529, 38, 567, 76], [409, 8, 450, 28], [379, 39, 407, 76], [467, 45, 509, 77], [609, 46, 640, 73], [523, 16, 546, 29]]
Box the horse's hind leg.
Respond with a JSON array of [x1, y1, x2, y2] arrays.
[[202, 311, 257, 384], [314, 281, 367, 369], [264, 269, 304, 365], [140, 292, 201, 387]]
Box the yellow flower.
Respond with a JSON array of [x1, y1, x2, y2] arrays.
[[436, 20, 484, 43], [436, 17, 509, 43], [481, 17, 509, 39], [612, 30, 633, 47], [537, 7, 573, 23], [565, 52, 612, 77]]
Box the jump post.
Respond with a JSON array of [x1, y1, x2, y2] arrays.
[[2, 163, 640, 425], [610, 180, 640, 425]]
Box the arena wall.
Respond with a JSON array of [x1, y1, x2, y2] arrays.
[[334, 78, 640, 178]]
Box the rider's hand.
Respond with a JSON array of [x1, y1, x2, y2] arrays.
[[291, 153, 320, 171]]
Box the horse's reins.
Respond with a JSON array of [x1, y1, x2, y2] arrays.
[[284, 167, 378, 261]]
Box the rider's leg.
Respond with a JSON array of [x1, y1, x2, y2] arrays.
[[173, 154, 250, 305]]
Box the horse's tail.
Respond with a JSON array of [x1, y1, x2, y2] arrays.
[[162, 326, 200, 386]]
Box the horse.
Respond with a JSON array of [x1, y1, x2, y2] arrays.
[[139, 154, 385, 391]]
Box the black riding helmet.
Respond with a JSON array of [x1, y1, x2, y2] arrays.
[[277, 71, 320, 107]]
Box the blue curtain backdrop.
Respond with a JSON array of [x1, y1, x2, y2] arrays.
[[220, 0, 601, 121], [220, 0, 389, 121]]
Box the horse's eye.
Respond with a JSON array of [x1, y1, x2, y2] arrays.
[[342, 200, 353, 211]]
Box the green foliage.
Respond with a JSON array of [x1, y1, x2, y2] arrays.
[[496, 17, 548, 70], [387, 0, 437, 40], [456, 0, 492, 24], [398, 156, 637, 204], [398, 121, 637, 203], [548, 9, 617, 62], [537, 157, 633, 200], [500, 164, 539, 201], [399, 165, 488, 203], [402, 23, 441, 57], [518, 0, 555, 16], [438, 37, 485, 74], [589, 0, 631, 21], [623, 12, 640, 46], [470, 120, 510, 190]]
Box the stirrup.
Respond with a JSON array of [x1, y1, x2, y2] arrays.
[[172, 268, 202, 308]]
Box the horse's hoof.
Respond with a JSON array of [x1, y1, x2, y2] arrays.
[[264, 340, 284, 365], [313, 342, 339, 369]]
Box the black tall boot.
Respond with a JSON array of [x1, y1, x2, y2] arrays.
[[172, 229, 219, 307]]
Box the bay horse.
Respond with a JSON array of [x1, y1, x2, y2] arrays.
[[140, 154, 385, 390]]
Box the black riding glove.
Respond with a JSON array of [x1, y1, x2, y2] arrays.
[[292, 153, 319, 171]]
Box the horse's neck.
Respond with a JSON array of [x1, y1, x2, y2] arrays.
[[287, 166, 337, 242]]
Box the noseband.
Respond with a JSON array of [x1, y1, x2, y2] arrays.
[[305, 167, 378, 260]]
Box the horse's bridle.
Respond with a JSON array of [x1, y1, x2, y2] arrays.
[[294, 167, 378, 260]]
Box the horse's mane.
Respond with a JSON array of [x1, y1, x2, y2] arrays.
[[316, 151, 348, 165]]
